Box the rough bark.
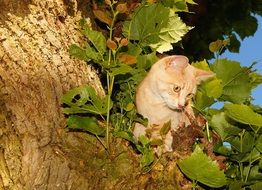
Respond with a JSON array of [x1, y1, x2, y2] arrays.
[[0, 1, 193, 189], [0, 0, 106, 189]]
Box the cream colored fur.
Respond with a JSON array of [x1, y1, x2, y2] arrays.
[[133, 55, 214, 153]]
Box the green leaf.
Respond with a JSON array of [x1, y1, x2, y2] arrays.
[[140, 148, 154, 168], [123, 4, 190, 53], [178, 145, 227, 188], [150, 10, 191, 53], [136, 52, 158, 70], [211, 112, 241, 141], [82, 26, 106, 58], [62, 85, 111, 115], [114, 131, 135, 143], [109, 63, 133, 76], [228, 34, 241, 53], [250, 182, 262, 190], [212, 59, 252, 103], [160, 120, 171, 136], [194, 91, 214, 111], [249, 72, 262, 89], [69, 44, 89, 61], [67, 116, 105, 136], [69, 44, 102, 62], [225, 104, 262, 127], [255, 136, 262, 152], [227, 131, 255, 153], [233, 15, 258, 39], [192, 60, 211, 71], [202, 78, 223, 98]]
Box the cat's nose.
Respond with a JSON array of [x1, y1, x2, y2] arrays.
[[177, 104, 184, 110]]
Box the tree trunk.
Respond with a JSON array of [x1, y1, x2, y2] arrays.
[[0, 0, 106, 189], [0, 1, 186, 189]]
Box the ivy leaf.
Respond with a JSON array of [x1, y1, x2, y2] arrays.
[[224, 104, 262, 128], [82, 27, 106, 59], [212, 59, 252, 103], [67, 116, 105, 136], [123, 4, 190, 53], [178, 145, 227, 188], [62, 85, 111, 116]]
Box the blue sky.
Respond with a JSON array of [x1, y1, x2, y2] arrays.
[[220, 15, 262, 106]]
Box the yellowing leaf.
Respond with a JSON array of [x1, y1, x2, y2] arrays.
[[106, 39, 117, 50], [116, 3, 128, 13], [209, 39, 224, 53], [192, 60, 211, 71], [93, 9, 112, 25], [118, 53, 137, 65], [125, 102, 134, 111]]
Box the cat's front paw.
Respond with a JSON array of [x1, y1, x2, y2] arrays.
[[133, 123, 146, 141]]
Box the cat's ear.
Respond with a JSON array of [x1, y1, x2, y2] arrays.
[[167, 55, 189, 70], [195, 68, 215, 84]]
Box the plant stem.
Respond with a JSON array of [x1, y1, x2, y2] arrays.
[[105, 7, 118, 151]]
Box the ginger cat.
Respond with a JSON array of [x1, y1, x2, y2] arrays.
[[133, 55, 214, 153]]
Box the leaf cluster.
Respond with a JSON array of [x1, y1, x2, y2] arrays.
[[187, 58, 262, 189], [61, 0, 262, 189], [174, 0, 262, 61]]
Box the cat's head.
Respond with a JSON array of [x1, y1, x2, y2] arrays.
[[154, 55, 215, 110]]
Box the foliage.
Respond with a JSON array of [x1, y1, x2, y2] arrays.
[[188, 57, 262, 189], [62, 0, 262, 189], [178, 145, 227, 188], [174, 0, 262, 61]]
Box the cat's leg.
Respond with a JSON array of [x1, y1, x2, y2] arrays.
[[163, 131, 173, 152], [133, 123, 146, 141]]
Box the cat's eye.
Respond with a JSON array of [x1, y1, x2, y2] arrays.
[[173, 85, 181, 92], [187, 93, 194, 99]]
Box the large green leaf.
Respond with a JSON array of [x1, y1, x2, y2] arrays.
[[62, 85, 111, 116], [67, 116, 105, 136], [224, 104, 262, 127], [193, 91, 214, 111], [123, 4, 190, 53], [178, 145, 227, 188], [212, 59, 252, 103], [233, 15, 258, 40], [82, 27, 106, 58], [151, 10, 190, 53], [202, 78, 223, 98], [109, 63, 133, 76], [211, 112, 242, 141]]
